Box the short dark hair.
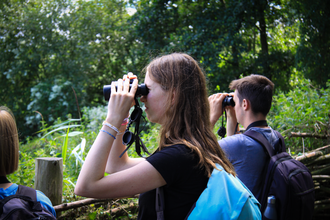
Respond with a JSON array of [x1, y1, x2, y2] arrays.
[[0, 106, 19, 175], [229, 74, 274, 116]]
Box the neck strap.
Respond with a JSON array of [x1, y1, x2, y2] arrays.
[[0, 176, 10, 184], [246, 120, 268, 131]]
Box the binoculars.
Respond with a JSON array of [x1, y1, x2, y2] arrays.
[[222, 96, 235, 107], [103, 80, 149, 101]]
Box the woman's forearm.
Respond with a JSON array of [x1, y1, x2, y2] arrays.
[[75, 126, 117, 193]]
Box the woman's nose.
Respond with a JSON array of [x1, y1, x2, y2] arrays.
[[140, 95, 146, 102]]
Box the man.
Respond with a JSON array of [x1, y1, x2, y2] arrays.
[[209, 74, 280, 199]]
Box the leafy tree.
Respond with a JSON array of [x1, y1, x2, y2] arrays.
[[130, 0, 299, 92], [290, 0, 330, 87], [0, 0, 137, 139]]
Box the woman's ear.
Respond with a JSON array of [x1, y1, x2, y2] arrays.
[[171, 90, 176, 105]]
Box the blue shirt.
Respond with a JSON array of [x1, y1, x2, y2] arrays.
[[0, 183, 56, 217], [218, 127, 279, 199]]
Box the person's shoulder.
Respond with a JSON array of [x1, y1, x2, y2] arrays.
[[219, 133, 264, 149], [219, 134, 247, 145], [36, 190, 56, 216], [157, 144, 190, 154], [149, 144, 195, 163], [0, 183, 18, 199]]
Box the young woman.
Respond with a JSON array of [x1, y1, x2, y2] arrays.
[[75, 53, 235, 219], [0, 106, 56, 217]]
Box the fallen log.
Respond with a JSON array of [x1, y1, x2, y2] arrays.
[[311, 165, 330, 175], [295, 145, 330, 164], [308, 165, 330, 173], [307, 153, 330, 166], [314, 198, 330, 205], [312, 175, 330, 180], [54, 195, 139, 212], [290, 132, 329, 139]]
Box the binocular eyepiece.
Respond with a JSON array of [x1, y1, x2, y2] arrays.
[[103, 80, 149, 101], [222, 96, 235, 107]]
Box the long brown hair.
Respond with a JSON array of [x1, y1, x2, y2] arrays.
[[0, 106, 19, 176], [147, 53, 235, 177]]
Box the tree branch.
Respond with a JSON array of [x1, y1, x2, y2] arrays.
[[54, 195, 138, 212], [290, 132, 329, 139]]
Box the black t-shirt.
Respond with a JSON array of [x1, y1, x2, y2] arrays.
[[137, 144, 208, 220]]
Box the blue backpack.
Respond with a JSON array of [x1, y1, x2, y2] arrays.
[[156, 164, 261, 220]]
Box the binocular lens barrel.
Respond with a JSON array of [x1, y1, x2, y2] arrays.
[[222, 96, 235, 107], [103, 82, 149, 101]]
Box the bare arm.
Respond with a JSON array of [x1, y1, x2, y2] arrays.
[[225, 91, 239, 136], [225, 106, 239, 136], [105, 122, 145, 174], [75, 76, 165, 199]]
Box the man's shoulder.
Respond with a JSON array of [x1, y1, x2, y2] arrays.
[[219, 133, 252, 144], [218, 133, 259, 149]]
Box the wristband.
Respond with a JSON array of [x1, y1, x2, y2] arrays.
[[100, 129, 116, 139], [103, 121, 119, 133]]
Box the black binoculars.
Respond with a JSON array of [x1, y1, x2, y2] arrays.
[[222, 96, 235, 107], [103, 80, 149, 101]]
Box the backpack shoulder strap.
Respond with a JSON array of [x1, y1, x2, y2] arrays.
[[156, 187, 165, 220], [243, 130, 275, 157], [16, 185, 37, 201], [0, 185, 41, 217], [273, 130, 286, 153]]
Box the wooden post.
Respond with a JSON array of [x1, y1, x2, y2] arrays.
[[35, 157, 63, 206]]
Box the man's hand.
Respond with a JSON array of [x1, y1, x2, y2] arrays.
[[208, 93, 228, 128], [225, 93, 238, 136]]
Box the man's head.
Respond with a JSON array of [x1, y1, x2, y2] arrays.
[[229, 74, 274, 117]]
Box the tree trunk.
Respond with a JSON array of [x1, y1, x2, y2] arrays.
[[256, 0, 271, 79]]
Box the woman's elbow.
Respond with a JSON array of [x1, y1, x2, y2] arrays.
[[74, 186, 83, 197], [74, 182, 90, 197]]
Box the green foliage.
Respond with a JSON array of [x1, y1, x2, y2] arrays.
[[268, 76, 330, 154], [1, 0, 329, 141], [130, 0, 303, 93], [291, 0, 330, 87], [0, 0, 137, 140]]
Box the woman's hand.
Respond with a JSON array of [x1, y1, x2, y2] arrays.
[[106, 73, 138, 128]]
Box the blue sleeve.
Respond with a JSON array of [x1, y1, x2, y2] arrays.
[[36, 190, 57, 217]]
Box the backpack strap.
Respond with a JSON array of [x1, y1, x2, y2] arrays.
[[156, 187, 165, 220], [244, 129, 286, 157], [244, 130, 275, 157], [273, 130, 286, 153], [0, 186, 42, 217]]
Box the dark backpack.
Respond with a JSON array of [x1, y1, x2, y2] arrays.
[[244, 129, 315, 220], [0, 185, 56, 220]]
